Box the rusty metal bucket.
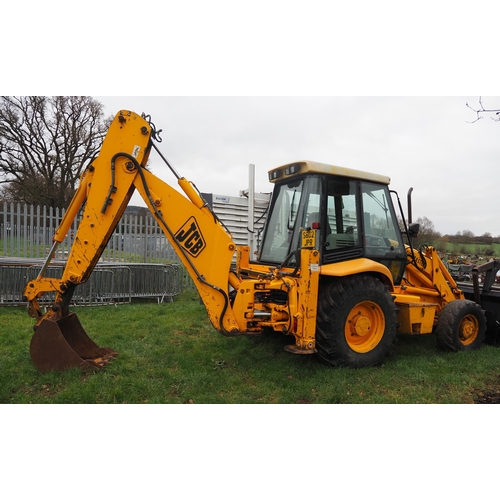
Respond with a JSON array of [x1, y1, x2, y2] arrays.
[[30, 313, 118, 373]]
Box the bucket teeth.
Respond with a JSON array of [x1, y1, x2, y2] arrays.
[[86, 349, 119, 370]]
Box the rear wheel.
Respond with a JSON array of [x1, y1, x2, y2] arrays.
[[436, 300, 486, 351], [316, 275, 398, 367]]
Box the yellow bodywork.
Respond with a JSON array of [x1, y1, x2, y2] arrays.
[[268, 160, 391, 185]]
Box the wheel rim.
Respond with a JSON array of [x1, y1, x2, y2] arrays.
[[345, 300, 385, 353], [458, 314, 479, 346]]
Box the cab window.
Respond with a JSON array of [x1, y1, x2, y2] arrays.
[[324, 178, 360, 251], [361, 181, 404, 257]]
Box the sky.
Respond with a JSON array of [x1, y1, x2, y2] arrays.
[[95, 96, 500, 237]]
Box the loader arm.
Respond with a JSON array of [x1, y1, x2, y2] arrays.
[[400, 244, 464, 308], [23, 111, 243, 371]]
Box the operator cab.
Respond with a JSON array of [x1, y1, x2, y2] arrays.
[[258, 161, 407, 285]]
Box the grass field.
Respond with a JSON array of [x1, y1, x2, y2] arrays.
[[2, 293, 500, 404], [438, 241, 500, 258]]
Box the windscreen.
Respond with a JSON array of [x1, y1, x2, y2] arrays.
[[259, 176, 322, 264]]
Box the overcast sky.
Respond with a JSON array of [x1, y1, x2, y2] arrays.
[[95, 96, 500, 237], [4, 2, 497, 237]]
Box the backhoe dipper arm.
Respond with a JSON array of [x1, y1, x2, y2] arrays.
[[23, 111, 153, 322], [24, 110, 242, 336]]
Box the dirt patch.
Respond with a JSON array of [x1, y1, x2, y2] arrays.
[[474, 389, 500, 404]]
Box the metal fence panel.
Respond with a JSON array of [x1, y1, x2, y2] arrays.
[[0, 261, 181, 307], [0, 265, 27, 304]]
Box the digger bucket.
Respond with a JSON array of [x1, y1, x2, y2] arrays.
[[30, 313, 118, 373]]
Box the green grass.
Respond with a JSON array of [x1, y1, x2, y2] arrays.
[[2, 293, 500, 404]]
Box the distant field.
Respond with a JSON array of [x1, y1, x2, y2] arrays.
[[437, 242, 500, 259]]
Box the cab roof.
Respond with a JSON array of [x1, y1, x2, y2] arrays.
[[268, 160, 391, 185]]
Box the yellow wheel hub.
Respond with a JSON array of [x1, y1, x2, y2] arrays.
[[345, 301, 385, 353], [458, 314, 479, 346]]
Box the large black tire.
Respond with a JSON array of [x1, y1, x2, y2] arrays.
[[316, 275, 398, 368], [435, 300, 486, 351]]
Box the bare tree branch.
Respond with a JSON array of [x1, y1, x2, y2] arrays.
[[466, 96, 500, 123]]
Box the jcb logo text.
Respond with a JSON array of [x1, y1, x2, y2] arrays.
[[175, 217, 206, 257]]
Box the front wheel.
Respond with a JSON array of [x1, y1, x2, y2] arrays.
[[436, 300, 486, 351], [316, 275, 398, 368]]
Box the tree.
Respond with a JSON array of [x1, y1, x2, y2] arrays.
[[0, 96, 111, 208], [462, 229, 475, 240], [466, 97, 500, 123], [397, 215, 441, 246], [414, 216, 441, 244]]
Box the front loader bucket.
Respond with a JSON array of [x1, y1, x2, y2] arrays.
[[30, 313, 118, 373]]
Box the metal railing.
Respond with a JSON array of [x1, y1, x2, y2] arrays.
[[0, 260, 182, 306]]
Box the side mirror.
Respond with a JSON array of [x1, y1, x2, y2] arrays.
[[408, 223, 420, 238]]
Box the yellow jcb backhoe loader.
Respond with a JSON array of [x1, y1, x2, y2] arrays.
[[23, 110, 500, 373]]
